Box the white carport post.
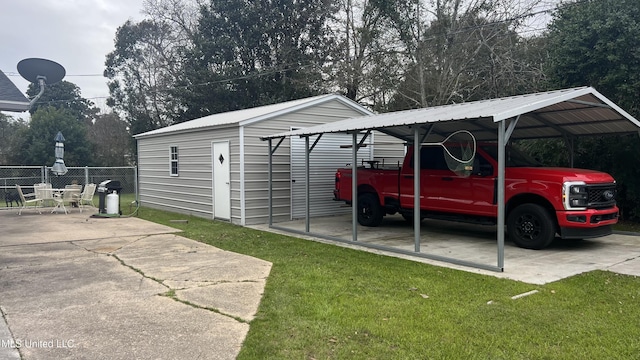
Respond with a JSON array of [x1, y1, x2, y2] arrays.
[[497, 120, 506, 270], [496, 115, 519, 270], [268, 138, 273, 226], [267, 136, 285, 226], [305, 135, 310, 232], [352, 131, 358, 242], [414, 127, 421, 252]]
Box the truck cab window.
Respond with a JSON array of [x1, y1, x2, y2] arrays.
[[481, 145, 542, 167], [474, 155, 493, 176], [409, 146, 449, 170]]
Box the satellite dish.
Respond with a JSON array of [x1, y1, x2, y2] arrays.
[[16, 58, 66, 108], [17, 58, 66, 84]]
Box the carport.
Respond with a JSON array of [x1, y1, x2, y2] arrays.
[[261, 87, 640, 272]]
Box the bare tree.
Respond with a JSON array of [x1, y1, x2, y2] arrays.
[[327, 0, 406, 109], [385, 0, 551, 110], [105, 0, 202, 135], [86, 113, 133, 166]]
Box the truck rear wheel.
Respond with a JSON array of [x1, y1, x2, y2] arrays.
[[358, 193, 384, 227], [507, 204, 556, 250]]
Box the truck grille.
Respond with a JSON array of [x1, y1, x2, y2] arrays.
[[587, 184, 616, 209]]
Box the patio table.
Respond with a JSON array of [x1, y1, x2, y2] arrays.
[[51, 188, 81, 214]]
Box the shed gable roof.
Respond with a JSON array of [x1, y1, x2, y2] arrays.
[[134, 93, 372, 138], [0, 70, 30, 112]]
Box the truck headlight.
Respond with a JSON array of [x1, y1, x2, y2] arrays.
[[563, 181, 588, 210]]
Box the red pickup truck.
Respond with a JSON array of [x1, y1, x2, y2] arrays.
[[333, 143, 619, 249]]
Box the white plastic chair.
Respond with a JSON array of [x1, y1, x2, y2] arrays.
[[34, 183, 54, 207], [74, 183, 96, 213], [16, 184, 43, 215], [64, 184, 83, 209]]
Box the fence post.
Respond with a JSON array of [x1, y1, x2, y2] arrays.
[[84, 166, 89, 186], [134, 166, 139, 204], [41, 166, 46, 184]]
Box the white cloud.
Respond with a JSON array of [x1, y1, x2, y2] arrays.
[[0, 0, 144, 115]]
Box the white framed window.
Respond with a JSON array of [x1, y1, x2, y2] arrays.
[[170, 146, 179, 176]]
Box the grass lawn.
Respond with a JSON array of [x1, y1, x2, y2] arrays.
[[137, 207, 640, 359]]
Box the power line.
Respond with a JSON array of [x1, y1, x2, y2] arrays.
[[2, 0, 591, 105], [2, 72, 105, 78]]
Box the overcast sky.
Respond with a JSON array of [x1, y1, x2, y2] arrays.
[[0, 0, 145, 116]]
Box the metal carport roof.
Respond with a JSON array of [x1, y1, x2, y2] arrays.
[[261, 87, 640, 272], [263, 87, 640, 142]]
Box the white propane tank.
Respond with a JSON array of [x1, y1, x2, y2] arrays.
[[106, 191, 119, 215]]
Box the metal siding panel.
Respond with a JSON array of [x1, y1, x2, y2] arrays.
[[137, 127, 240, 222], [370, 131, 406, 165], [241, 98, 369, 224], [139, 98, 370, 226], [290, 133, 372, 218]]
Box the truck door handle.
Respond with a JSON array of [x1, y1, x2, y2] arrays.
[[403, 175, 414, 179], [441, 177, 453, 181]]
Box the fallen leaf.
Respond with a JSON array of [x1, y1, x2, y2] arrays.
[[420, 294, 429, 299]]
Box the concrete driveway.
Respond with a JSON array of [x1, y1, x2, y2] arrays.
[[252, 214, 640, 284], [0, 209, 271, 360]]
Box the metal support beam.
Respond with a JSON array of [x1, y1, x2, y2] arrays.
[[309, 134, 323, 152], [270, 136, 285, 155], [305, 136, 310, 233], [268, 138, 274, 226], [531, 113, 574, 140], [504, 115, 520, 143], [414, 127, 421, 252], [352, 132, 358, 242], [357, 130, 372, 149], [563, 135, 575, 168], [496, 120, 506, 271], [419, 124, 434, 144], [566, 99, 612, 109]]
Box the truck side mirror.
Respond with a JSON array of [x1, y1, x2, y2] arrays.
[[479, 164, 493, 177], [473, 164, 493, 177]]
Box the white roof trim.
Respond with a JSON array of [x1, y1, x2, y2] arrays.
[[134, 93, 372, 138], [0, 100, 30, 112], [239, 94, 373, 126]]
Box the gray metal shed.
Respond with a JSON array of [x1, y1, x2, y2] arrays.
[[262, 87, 640, 271], [134, 94, 402, 225]]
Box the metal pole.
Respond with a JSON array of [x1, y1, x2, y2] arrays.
[[268, 138, 273, 226], [84, 166, 89, 186], [352, 132, 358, 242], [414, 127, 421, 252], [134, 166, 139, 204], [497, 120, 506, 270], [305, 136, 310, 233]]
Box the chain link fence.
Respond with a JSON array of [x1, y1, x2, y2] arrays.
[[0, 166, 137, 209]]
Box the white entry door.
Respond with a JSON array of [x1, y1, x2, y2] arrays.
[[212, 141, 231, 220]]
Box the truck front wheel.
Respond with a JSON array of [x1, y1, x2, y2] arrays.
[[358, 193, 384, 227], [507, 204, 555, 250]]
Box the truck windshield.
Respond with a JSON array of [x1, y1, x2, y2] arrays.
[[481, 145, 543, 167]]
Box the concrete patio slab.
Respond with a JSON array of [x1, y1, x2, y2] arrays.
[[0, 209, 272, 360]]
